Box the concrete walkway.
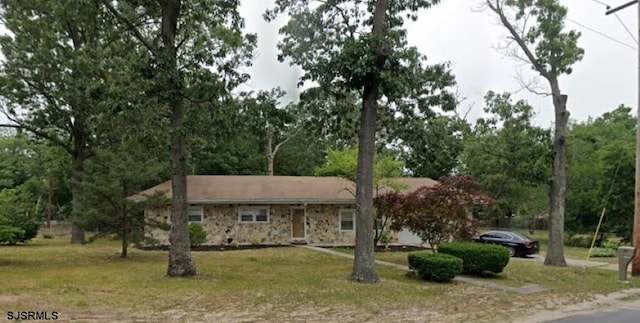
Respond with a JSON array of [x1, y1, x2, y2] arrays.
[[516, 254, 620, 271], [297, 245, 550, 294]]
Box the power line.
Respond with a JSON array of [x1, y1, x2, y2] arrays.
[[614, 13, 639, 44], [589, 0, 638, 44], [566, 18, 637, 50], [589, 0, 610, 8]]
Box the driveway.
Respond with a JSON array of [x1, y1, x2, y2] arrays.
[[547, 308, 640, 323]]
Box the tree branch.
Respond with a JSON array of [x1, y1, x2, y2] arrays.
[[101, 0, 157, 55], [0, 108, 72, 154], [486, 0, 550, 80], [514, 70, 552, 96], [316, 0, 358, 40], [271, 125, 303, 157]]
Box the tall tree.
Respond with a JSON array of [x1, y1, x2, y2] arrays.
[[103, 0, 255, 276], [566, 105, 635, 240], [398, 114, 468, 179], [243, 89, 297, 176], [486, 0, 584, 266], [0, 0, 125, 243], [81, 93, 167, 258], [296, 87, 362, 149], [297, 85, 463, 178], [460, 91, 551, 227], [267, 0, 453, 282]]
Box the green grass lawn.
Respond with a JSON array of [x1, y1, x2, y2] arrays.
[[0, 237, 638, 322]]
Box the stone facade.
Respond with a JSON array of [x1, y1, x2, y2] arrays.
[[144, 203, 359, 245]]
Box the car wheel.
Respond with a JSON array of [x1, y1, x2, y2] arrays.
[[508, 247, 516, 257]]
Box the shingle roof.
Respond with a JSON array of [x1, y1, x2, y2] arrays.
[[131, 175, 438, 204]]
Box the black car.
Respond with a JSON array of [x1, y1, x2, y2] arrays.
[[473, 230, 540, 257]]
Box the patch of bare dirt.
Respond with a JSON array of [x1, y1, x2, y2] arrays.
[[6, 289, 640, 322]]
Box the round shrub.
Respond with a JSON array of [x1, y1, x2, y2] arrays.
[[188, 223, 207, 247], [408, 252, 463, 283], [438, 242, 510, 276]]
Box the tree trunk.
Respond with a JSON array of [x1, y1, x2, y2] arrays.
[[121, 213, 129, 258], [70, 126, 86, 244], [351, 0, 388, 284], [167, 96, 196, 276], [544, 77, 568, 267], [121, 182, 130, 258], [162, 0, 196, 277], [352, 84, 380, 283], [267, 128, 274, 176]]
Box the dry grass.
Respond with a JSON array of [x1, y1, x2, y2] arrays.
[[0, 238, 639, 322]]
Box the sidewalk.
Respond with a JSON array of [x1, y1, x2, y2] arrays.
[[297, 245, 550, 294], [519, 254, 619, 271]]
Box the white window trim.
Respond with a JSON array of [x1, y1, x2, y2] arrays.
[[238, 206, 270, 223], [167, 206, 204, 223], [339, 209, 355, 232]]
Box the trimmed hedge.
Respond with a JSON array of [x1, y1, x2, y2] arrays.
[[438, 242, 510, 276], [408, 252, 463, 283]]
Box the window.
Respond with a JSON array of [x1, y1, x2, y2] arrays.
[[340, 209, 355, 231], [167, 206, 203, 223], [238, 206, 270, 223], [188, 207, 203, 223]]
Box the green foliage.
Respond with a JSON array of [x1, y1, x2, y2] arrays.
[[143, 236, 160, 247], [564, 234, 596, 248], [408, 252, 463, 283], [387, 176, 487, 252], [315, 148, 359, 181], [230, 240, 239, 249], [147, 219, 171, 232], [269, 0, 458, 174], [314, 147, 404, 183], [565, 106, 635, 241], [0, 182, 43, 243], [438, 242, 510, 276], [399, 115, 469, 179], [188, 223, 207, 248], [250, 236, 262, 246], [589, 248, 616, 258], [379, 231, 392, 247], [460, 92, 551, 226], [603, 239, 622, 250], [488, 0, 585, 265], [501, 0, 584, 75], [0, 225, 25, 245]]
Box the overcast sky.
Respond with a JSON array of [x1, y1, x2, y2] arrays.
[[0, 1, 634, 129], [239, 0, 638, 127]]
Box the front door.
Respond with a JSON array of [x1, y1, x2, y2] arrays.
[[291, 208, 305, 239]]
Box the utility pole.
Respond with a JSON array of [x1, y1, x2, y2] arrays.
[[606, 0, 640, 276]]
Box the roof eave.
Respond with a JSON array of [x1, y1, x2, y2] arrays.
[[187, 199, 355, 205]]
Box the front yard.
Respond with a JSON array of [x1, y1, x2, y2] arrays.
[[0, 238, 639, 322]]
